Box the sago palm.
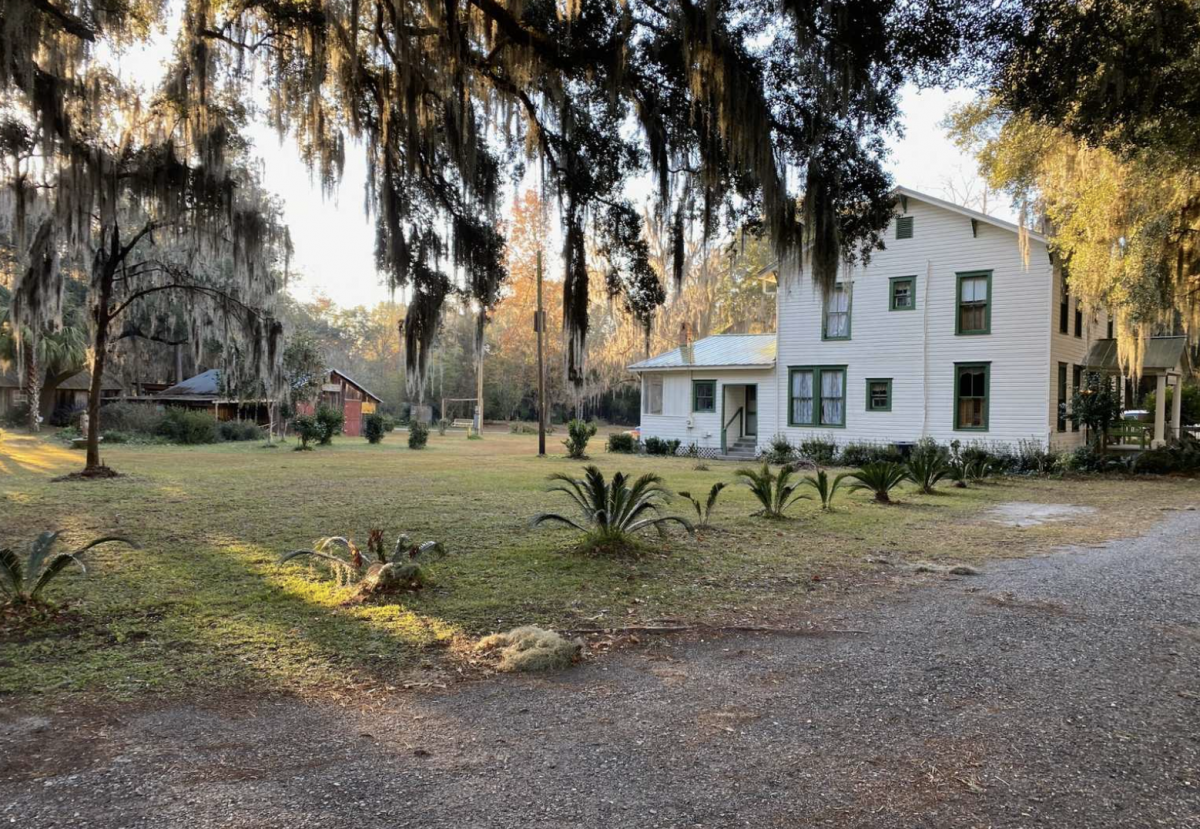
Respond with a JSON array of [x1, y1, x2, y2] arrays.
[[531, 465, 693, 549], [905, 449, 951, 494], [800, 467, 852, 511], [846, 461, 909, 504], [736, 462, 806, 518], [678, 482, 727, 528], [0, 531, 137, 606]]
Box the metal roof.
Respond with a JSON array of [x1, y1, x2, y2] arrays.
[[158, 369, 222, 398], [1083, 336, 1191, 374], [329, 369, 383, 402], [628, 334, 776, 371]]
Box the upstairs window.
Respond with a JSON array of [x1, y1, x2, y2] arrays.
[[955, 363, 990, 431], [692, 380, 716, 413], [890, 277, 916, 311], [895, 216, 914, 239], [645, 375, 663, 414], [1059, 273, 1070, 333], [823, 284, 851, 340], [1074, 304, 1083, 338], [956, 272, 991, 335], [1057, 363, 1067, 432]]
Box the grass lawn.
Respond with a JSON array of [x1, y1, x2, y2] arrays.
[[1, 427, 1196, 702]]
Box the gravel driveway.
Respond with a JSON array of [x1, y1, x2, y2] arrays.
[[4, 510, 1199, 828]]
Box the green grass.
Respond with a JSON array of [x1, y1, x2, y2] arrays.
[[1, 427, 1195, 702]]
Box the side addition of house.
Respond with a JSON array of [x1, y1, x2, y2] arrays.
[[627, 186, 1187, 457]]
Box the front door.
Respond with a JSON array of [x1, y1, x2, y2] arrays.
[[745, 385, 758, 436]]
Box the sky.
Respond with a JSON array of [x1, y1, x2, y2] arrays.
[[110, 35, 1004, 310]]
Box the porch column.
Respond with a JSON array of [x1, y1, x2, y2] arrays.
[[1171, 375, 1183, 441], [1153, 373, 1167, 447]]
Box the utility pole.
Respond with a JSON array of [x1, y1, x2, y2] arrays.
[[536, 249, 546, 456], [475, 314, 485, 436]]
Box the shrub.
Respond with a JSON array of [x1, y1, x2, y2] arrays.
[[48, 403, 84, 427], [606, 432, 638, 453], [1, 531, 137, 606], [99, 401, 164, 435], [643, 436, 681, 456], [685, 442, 709, 470], [840, 441, 903, 467], [408, 419, 430, 449], [157, 408, 219, 444], [1012, 439, 1059, 476], [563, 419, 598, 459], [381, 415, 397, 432], [1133, 438, 1200, 475], [1, 402, 31, 428], [292, 414, 321, 450], [800, 467, 852, 511], [677, 482, 727, 528], [218, 420, 264, 442], [103, 430, 131, 444], [765, 434, 795, 465], [1146, 383, 1200, 427], [363, 413, 386, 444], [1067, 371, 1122, 445], [736, 462, 806, 519], [798, 437, 837, 465], [315, 406, 344, 445], [531, 465, 693, 553], [846, 461, 909, 504]]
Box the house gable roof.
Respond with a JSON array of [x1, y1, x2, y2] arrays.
[[158, 368, 222, 398], [628, 334, 776, 371], [895, 185, 1048, 245]]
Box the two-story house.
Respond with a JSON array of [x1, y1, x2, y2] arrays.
[[628, 186, 1182, 457]]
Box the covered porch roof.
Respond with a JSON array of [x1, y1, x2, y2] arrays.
[[1082, 336, 1192, 377]]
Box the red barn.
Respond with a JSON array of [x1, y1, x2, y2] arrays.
[[297, 369, 382, 437]]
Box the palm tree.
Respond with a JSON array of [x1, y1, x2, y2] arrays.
[[736, 462, 806, 519]]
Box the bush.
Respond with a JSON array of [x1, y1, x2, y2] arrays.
[[315, 406, 344, 445], [563, 419, 598, 459], [381, 415, 396, 432], [218, 420, 264, 442], [765, 434, 795, 465], [48, 403, 84, 427], [905, 444, 951, 494], [1133, 438, 1200, 475], [1012, 439, 1059, 476], [99, 401, 164, 435], [798, 437, 837, 465], [157, 408, 219, 444], [1, 402, 31, 428], [606, 432, 638, 453], [363, 412, 386, 444], [845, 461, 909, 504], [840, 441, 902, 467], [1146, 383, 1200, 427], [643, 436, 681, 456], [292, 414, 321, 450], [103, 430, 131, 444], [408, 420, 430, 449]]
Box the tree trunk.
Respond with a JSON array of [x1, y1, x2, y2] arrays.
[[24, 348, 41, 431], [85, 231, 119, 473]]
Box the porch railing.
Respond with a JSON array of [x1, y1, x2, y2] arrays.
[[724, 406, 743, 436]]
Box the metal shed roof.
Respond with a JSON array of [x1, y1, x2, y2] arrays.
[[158, 369, 222, 398], [628, 334, 776, 371], [1083, 337, 1191, 374]]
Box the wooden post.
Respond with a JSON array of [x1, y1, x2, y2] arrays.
[[1171, 374, 1183, 442], [1153, 373, 1167, 447], [536, 250, 546, 456], [475, 319, 485, 436]]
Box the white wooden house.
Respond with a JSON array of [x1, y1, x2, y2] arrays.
[[628, 186, 1190, 457]]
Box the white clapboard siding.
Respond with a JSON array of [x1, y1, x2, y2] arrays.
[[769, 195, 1059, 448], [639, 369, 776, 452]]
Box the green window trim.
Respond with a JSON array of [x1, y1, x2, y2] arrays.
[[955, 270, 993, 336], [821, 284, 852, 340], [895, 215, 914, 240], [692, 379, 716, 413], [865, 378, 892, 412], [953, 361, 991, 431], [788, 365, 848, 428], [889, 276, 917, 311]]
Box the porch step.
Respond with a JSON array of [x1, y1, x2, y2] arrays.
[[720, 438, 758, 461]]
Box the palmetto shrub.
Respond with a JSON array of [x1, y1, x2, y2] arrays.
[[800, 468, 852, 511], [531, 465, 693, 552], [846, 461, 909, 503], [1, 531, 137, 606], [736, 462, 807, 519], [677, 482, 727, 528], [563, 419, 598, 459]]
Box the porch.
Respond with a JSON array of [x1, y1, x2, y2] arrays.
[[1083, 336, 1194, 450]]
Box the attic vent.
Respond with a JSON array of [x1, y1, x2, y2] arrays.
[[896, 216, 914, 240]]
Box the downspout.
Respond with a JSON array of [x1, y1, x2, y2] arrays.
[[921, 259, 931, 437]]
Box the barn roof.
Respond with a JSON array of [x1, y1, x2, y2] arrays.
[[329, 369, 383, 402], [628, 334, 777, 371], [0, 367, 122, 391]]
